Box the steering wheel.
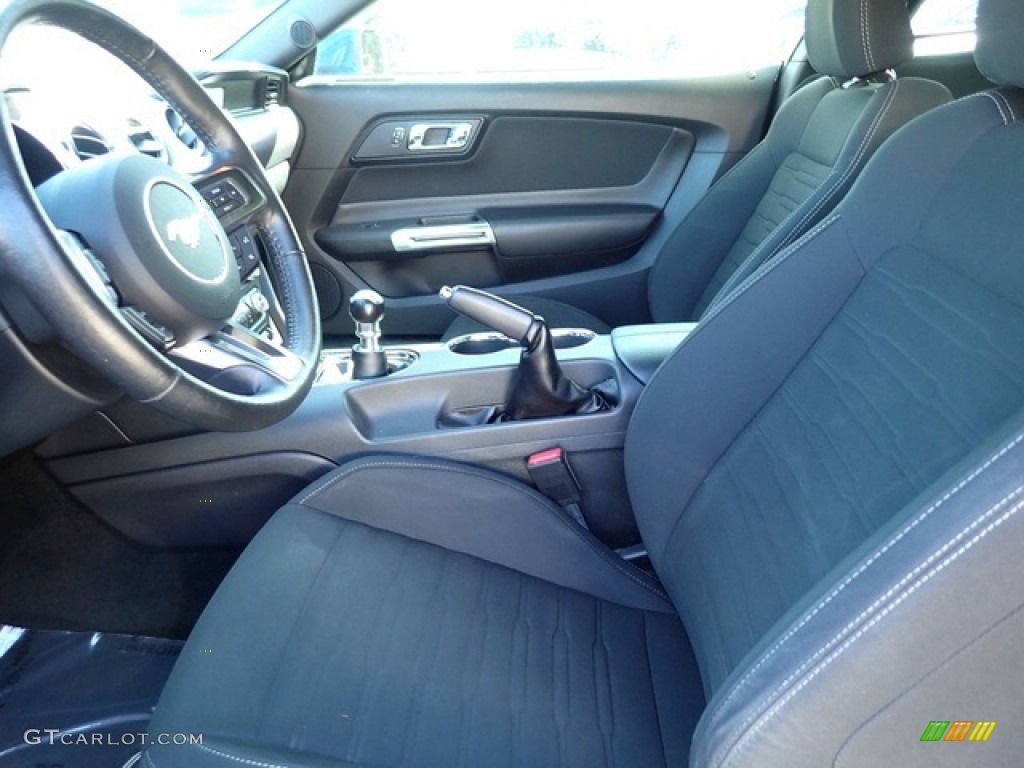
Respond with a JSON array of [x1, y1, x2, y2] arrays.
[[0, 0, 321, 431]]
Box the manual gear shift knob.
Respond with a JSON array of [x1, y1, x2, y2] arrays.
[[349, 290, 387, 379], [349, 290, 386, 325]]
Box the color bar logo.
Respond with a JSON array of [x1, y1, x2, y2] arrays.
[[921, 721, 997, 742]]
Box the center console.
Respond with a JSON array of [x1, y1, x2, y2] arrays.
[[38, 290, 695, 553]]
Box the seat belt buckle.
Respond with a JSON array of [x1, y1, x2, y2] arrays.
[[527, 447, 582, 507]]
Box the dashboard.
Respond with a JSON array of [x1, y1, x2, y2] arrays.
[[8, 64, 299, 189]]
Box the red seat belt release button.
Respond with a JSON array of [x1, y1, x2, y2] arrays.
[[527, 447, 582, 507]]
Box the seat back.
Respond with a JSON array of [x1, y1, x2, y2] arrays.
[[647, 0, 950, 324], [628, 0, 1024, 764]]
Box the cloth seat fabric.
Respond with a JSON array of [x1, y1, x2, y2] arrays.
[[146, 458, 705, 768]]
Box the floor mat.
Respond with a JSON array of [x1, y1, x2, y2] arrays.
[[0, 626, 182, 768], [0, 455, 239, 639]]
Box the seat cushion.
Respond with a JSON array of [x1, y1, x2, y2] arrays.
[[443, 294, 611, 342], [146, 462, 704, 768]]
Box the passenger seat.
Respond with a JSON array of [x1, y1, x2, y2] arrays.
[[444, 0, 951, 340]]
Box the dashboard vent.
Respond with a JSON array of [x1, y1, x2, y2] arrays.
[[69, 124, 111, 161], [127, 120, 167, 161], [264, 79, 283, 108]]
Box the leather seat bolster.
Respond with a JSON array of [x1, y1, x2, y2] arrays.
[[297, 455, 673, 613], [702, 77, 952, 317], [628, 213, 866, 566], [693, 425, 1024, 768]]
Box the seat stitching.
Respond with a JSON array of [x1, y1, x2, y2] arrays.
[[706, 153, 829, 305], [193, 742, 290, 768], [724, 483, 1024, 759], [860, 0, 874, 72], [831, 599, 1024, 767], [299, 459, 670, 600], [668, 77, 838, 314], [994, 91, 1018, 123], [708, 432, 1023, 733], [696, 212, 841, 334], [706, 432, 1024, 762], [688, 78, 838, 316], [704, 82, 897, 318], [981, 92, 1011, 125], [990, 92, 1011, 124], [719, 487, 1024, 767], [776, 81, 899, 253]]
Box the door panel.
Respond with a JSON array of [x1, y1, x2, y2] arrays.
[[283, 73, 779, 338], [343, 116, 684, 201]]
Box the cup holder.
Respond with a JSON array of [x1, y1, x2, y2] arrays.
[[447, 333, 519, 355], [447, 329, 596, 355], [551, 329, 597, 350]]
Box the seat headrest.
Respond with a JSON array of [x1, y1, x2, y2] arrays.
[[805, 0, 914, 79], [976, 0, 1024, 88]]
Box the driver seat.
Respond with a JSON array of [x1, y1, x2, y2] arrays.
[[146, 1, 1024, 765]]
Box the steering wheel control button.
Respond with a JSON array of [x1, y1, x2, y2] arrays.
[[202, 179, 247, 219], [230, 228, 261, 279]]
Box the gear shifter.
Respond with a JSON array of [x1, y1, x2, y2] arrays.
[[350, 290, 388, 380], [440, 285, 610, 421]]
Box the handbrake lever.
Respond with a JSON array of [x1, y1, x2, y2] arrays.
[[439, 285, 541, 346], [440, 285, 611, 421]]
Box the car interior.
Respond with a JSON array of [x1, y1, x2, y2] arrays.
[[0, 0, 1021, 765]]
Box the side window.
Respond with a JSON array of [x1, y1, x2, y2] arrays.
[[313, 0, 807, 82], [912, 0, 979, 56]]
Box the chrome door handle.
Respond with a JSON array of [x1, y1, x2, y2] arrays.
[[407, 122, 476, 151], [391, 221, 496, 253]]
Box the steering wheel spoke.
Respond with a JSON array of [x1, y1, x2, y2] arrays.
[[170, 321, 304, 392], [57, 229, 121, 308]]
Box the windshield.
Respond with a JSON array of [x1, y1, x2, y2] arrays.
[[1, 0, 283, 88], [88, 0, 285, 64]]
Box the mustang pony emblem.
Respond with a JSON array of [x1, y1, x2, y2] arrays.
[[165, 213, 204, 250]]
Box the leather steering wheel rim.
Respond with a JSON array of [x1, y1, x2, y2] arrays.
[[0, 0, 321, 431]]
